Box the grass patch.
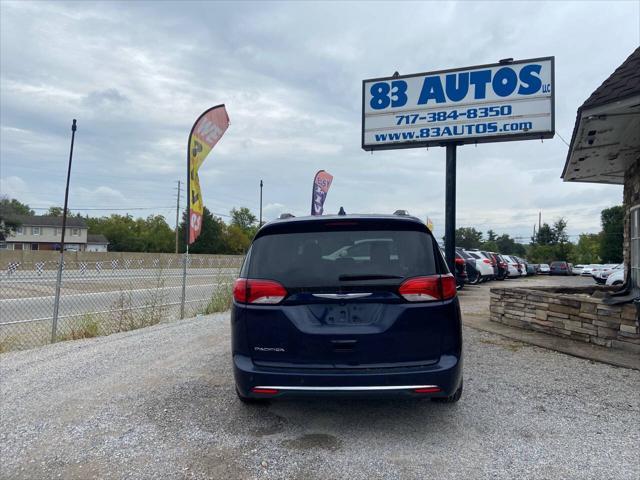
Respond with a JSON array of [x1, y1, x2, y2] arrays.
[[202, 282, 234, 314], [0, 336, 18, 354], [57, 314, 100, 341]]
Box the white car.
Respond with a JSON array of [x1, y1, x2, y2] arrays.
[[538, 263, 550, 274], [572, 264, 584, 275], [594, 264, 623, 284], [502, 255, 523, 277], [605, 268, 625, 286], [464, 250, 494, 280], [581, 265, 596, 276]]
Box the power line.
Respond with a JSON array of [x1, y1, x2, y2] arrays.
[[555, 131, 571, 148], [27, 205, 233, 218], [29, 206, 175, 211]]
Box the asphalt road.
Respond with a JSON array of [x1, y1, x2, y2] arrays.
[[1, 277, 638, 480], [0, 269, 237, 325]]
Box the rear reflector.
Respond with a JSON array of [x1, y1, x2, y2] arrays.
[[251, 388, 279, 395], [414, 387, 441, 393], [398, 274, 456, 302], [233, 278, 287, 304]]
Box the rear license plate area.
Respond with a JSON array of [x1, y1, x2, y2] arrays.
[[324, 305, 371, 325]]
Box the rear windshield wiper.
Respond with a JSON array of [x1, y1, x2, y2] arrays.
[[338, 274, 404, 281]]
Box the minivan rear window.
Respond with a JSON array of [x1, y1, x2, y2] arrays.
[[246, 229, 437, 288]]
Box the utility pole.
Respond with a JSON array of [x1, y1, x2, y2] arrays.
[[175, 180, 181, 253], [259, 179, 263, 226], [538, 211, 542, 230], [51, 119, 77, 343]]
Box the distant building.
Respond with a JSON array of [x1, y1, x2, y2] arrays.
[[86, 234, 109, 252], [1, 215, 88, 251]]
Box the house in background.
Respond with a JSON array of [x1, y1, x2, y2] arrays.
[[86, 234, 109, 252], [1, 215, 88, 251]]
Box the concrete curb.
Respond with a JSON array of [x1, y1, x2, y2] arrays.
[[463, 313, 640, 371]]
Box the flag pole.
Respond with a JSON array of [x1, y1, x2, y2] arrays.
[[259, 179, 263, 226], [180, 129, 191, 319]]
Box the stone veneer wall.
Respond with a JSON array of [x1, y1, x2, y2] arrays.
[[623, 158, 640, 280], [490, 286, 639, 353]]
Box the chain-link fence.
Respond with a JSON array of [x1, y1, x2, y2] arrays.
[[0, 253, 243, 352]]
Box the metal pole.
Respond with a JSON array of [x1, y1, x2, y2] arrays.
[[175, 180, 181, 254], [259, 179, 263, 226], [180, 135, 191, 319], [444, 144, 457, 274], [52, 119, 77, 343]]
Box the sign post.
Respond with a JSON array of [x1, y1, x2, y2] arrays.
[[444, 143, 457, 273], [362, 57, 555, 273]]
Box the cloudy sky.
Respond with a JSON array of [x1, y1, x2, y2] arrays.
[[1, 0, 639, 242]]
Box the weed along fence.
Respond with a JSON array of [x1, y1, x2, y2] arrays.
[[490, 286, 640, 353], [0, 252, 243, 352]]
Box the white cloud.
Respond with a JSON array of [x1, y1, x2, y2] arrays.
[[1, 0, 637, 239]]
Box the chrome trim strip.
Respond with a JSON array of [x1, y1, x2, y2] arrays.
[[253, 385, 439, 392], [312, 293, 373, 299]]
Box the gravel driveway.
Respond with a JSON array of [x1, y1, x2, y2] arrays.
[[1, 290, 639, 479]]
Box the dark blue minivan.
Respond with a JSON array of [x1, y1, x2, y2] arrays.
[[231, 214, 463, 403]]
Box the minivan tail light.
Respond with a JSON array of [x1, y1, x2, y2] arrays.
[[482, 259, 491, 264], [455, 257, 465, 265], [398, 274, 456, 302], [233, 278, 287, 304]]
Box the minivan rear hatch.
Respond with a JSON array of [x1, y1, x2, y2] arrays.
[[237, 217, 457, 368]]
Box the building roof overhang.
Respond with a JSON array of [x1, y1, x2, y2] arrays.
[[562, 94, 640, 185]]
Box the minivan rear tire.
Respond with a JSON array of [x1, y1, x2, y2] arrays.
[[431, 379, 463, 403]]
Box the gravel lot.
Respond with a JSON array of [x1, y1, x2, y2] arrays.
[[1, 276, 639, 479]]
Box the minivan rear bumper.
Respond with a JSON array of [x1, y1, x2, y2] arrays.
[[233, 353, 462, 399]]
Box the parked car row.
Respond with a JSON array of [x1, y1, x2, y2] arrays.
[[542, 261, 625, 285], [589, 264, 624, 284], [446, 248, 540, 289]]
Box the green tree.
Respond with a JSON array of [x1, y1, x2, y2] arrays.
[[178, 207, 229, 254], [453, 227, 483, 249], [482, 240, 499, 253], [527, 244, 557, 264], [552, 218, 572, 260], [47, 206, 63, 216], [570, 233, 601, 264], [138, 215, 174, 252], [0, 197, 34, 239], [87, 214, 174, 252], [87, 214, 143, 251], [599, 205, 624, 263], [486, 229, 497, 242], [494, 234, 525, 255], [529, 217, 573, 261], [553, 218, 569, 244], [533, 223, 555, 245], [224, 224, 251, 254], [230, 207, 257, 237]]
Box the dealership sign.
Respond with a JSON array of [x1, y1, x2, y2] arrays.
[[362, 57, 554, 150]]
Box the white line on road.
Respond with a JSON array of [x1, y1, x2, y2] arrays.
[[0, 282, 231, 303]]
